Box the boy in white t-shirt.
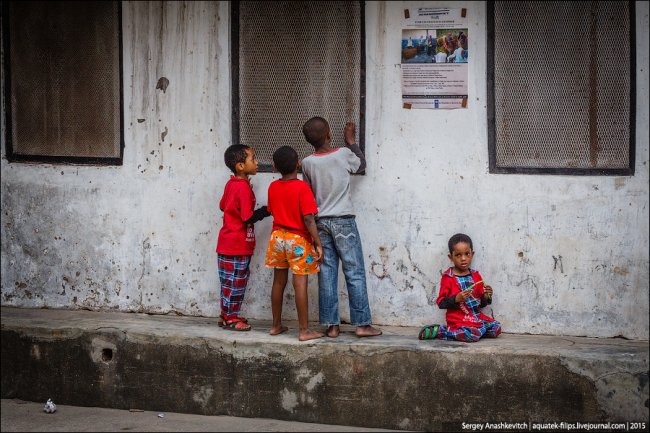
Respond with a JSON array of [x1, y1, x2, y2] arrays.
[[301, 117, 382, 338]]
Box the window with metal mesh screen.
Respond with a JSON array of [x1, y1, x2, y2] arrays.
[[487, 1, 635, 175], [3, 1, 123, 164], [232, 1, 364, 171]]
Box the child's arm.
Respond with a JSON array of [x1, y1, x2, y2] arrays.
[[436, 276, 466, 309], [303, 213, 323, 263], [344, 122, 366, 174], [243, 206, 271, 225], [439, 289, 473, 308], [438, 295, 458, 309], [480, 285, 493, 306]]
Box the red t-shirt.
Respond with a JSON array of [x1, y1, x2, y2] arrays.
[[216, 176, 256, 256], [267, 179, 318, 242]]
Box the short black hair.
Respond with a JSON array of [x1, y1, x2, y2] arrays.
[[224, 144, 250, 174], [448, 233, 473, 253], [273, 145, 299, 175], [302, 116, 329, 147]]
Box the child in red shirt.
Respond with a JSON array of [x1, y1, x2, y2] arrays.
[[216, 144, 270, 331], [419, 233, 502, 342], [264, 146, 325, 341]]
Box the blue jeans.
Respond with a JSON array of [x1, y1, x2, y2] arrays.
[[316, 216, 372, 326]]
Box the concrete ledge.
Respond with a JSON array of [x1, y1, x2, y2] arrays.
[[1, 307, 648, 431]]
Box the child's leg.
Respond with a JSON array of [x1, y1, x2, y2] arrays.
[[332, 218, 381, 337], [436, 325, 456, 340], [217, 254, 230, 320], [218, 254, 251, 326], [483, 320, 502, 338], [335, 219, 372, 327], [316, 220, 340, 328], [225, 256, 251, 319], [438, 325, 484, 342], [293, 274, 325, 341], [270, 268, 289, 335]]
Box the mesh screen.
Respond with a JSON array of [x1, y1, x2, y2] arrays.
[[238, 1, 361, 168], [8, 1, 121, 159], [493, 1, 630, 169]]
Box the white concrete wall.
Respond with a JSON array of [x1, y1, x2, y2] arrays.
[[2, 1, 648, 339]]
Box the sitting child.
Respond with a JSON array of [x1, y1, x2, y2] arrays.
[[419, 233, 502, 342]]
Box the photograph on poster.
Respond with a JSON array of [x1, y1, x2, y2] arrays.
[[401, 29, 435, 63], [402, 29, 468, 64], [436, 29, 469, 63]]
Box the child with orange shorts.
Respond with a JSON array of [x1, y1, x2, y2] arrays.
[[265, 146, 325, 341]]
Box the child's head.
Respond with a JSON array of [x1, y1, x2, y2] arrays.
[[302, 116, 331, 148], [224, 144, 257, 175], [448, 233, 473, 253], [272, 145, 299, 175], [447, 233, 474, 272]]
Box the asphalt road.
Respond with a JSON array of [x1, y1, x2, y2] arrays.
[[1, 399, 401, 432]]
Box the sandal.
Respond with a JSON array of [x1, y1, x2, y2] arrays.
[[218, 314, 248, 328], [418, 324, 440, 340], [223, 317, 251, 332]]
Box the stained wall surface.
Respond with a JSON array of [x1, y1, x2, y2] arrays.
[[2, 1, 648, 339]]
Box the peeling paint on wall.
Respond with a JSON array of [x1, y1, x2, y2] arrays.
[[281, 388, 298, 412], [156, 76, 170, 93]]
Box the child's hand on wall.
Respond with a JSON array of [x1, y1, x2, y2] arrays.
[[484, 285, 493, 298], [344, 122, 356, 146]]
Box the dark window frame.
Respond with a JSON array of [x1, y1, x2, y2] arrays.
[[230, 0, 366, 173], [486, 1, 636, 176], [2, 1, 125, 166]]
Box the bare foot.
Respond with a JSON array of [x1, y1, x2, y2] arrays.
[[269, 325, 289, 336], [298, 329, 326, 341], [326, 325, 340, 338], [356, 325, 382, 337]]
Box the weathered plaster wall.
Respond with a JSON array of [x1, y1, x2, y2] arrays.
[[2, 1, 648, 339], [352, 1, 650, 339], [1, 1, 230, 315]]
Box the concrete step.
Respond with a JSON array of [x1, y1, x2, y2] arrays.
[[1, 307, 648, 431]]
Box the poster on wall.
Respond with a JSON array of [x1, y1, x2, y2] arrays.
[[401, 7, 469, 109]]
